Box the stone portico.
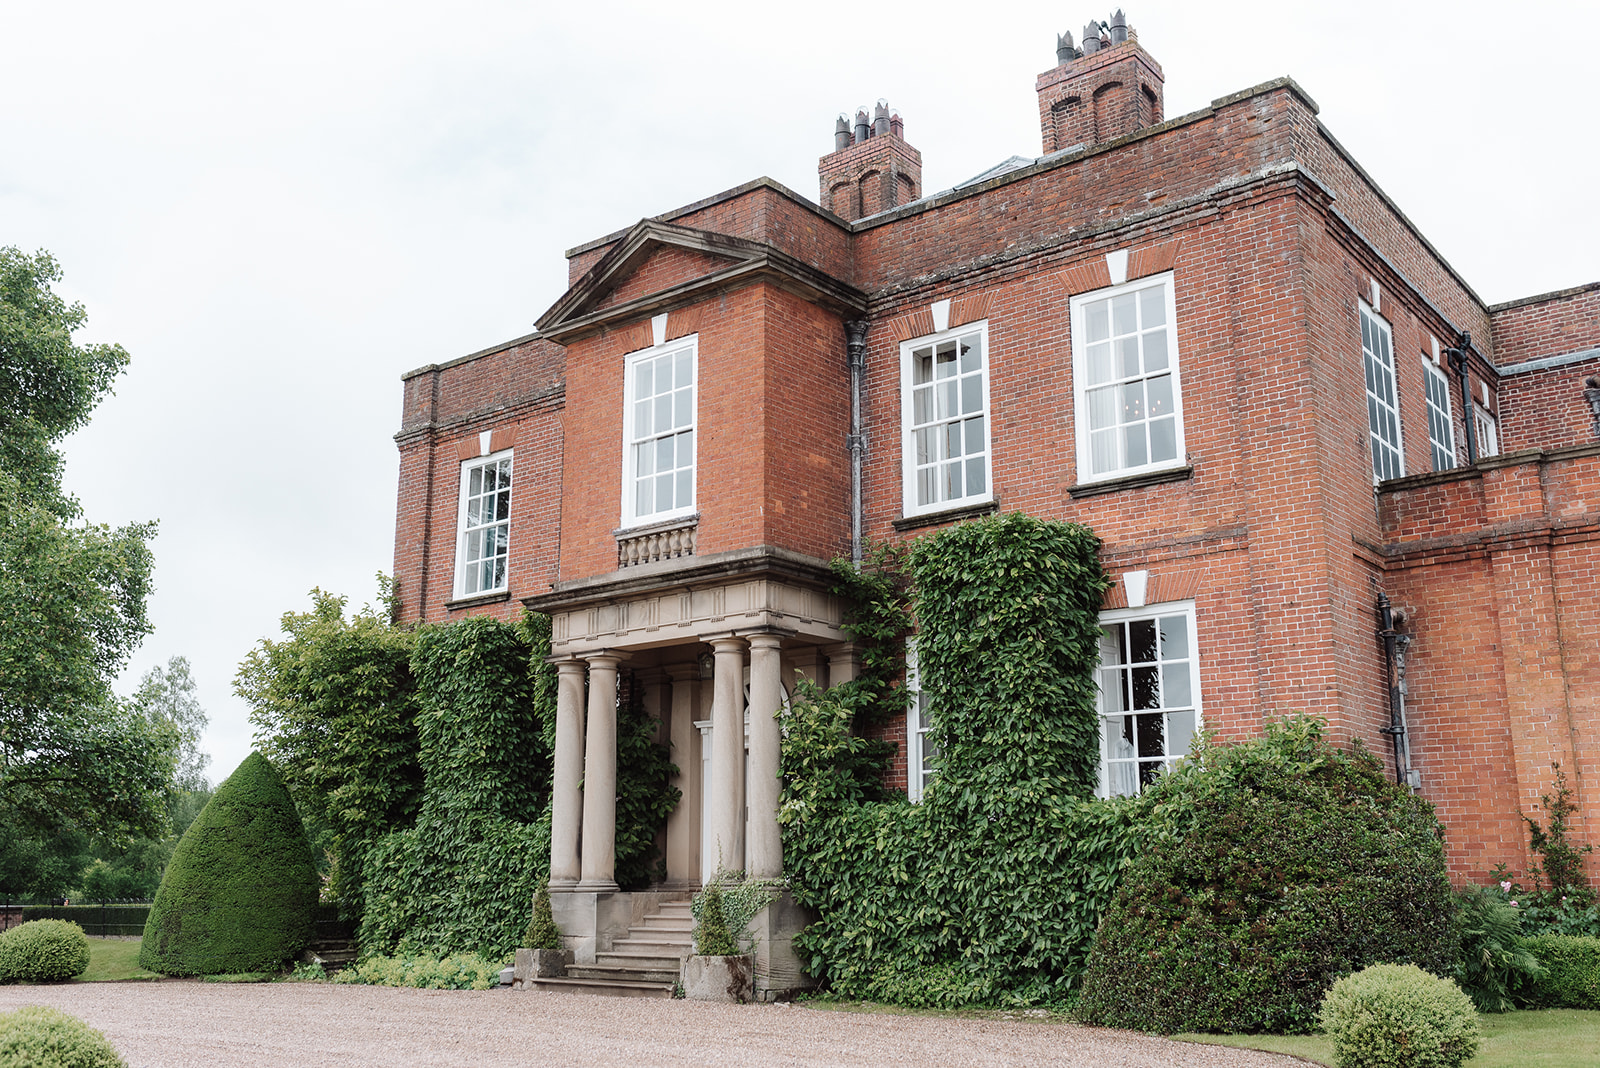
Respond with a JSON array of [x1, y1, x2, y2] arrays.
[[526, 545, 854, 998]]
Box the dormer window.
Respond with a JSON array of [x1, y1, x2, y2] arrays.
[[622, 335, 698, 528]]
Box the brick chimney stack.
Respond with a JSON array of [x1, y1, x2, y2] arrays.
[[818, 99, 922, 223], [1036, 10, 1164, 155]]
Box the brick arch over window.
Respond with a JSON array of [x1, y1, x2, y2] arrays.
[[829, 181, 858, 222], [1093, 81, 1124, 142], [1050, 96, 1085, 152]]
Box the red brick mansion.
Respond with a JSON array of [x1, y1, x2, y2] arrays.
[[390, 11, 1599, 944]]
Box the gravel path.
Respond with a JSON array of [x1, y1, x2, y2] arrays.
[[0, 982, 1309, 1068]]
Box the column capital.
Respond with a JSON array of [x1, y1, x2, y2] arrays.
[[553, 658, 587, 675], [664, 662, 702, 683], [707, 636, 748, 654], [583, 650, 633, 668]]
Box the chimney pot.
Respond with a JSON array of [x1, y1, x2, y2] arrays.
[[834, 114, 851, 152], [890, 111, 904, 139], [854, 108, 870, 143], [1082, 21, 1102, 52], [1109, 10, 1128, 45], [1056, 30, 1076, 64], [873, 100, 891, 137]]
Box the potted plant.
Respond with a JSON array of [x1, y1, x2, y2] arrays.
[[681, 879, 753, 1002], [514, 879, 572, 986]]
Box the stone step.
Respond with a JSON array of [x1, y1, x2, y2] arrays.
[[636, 916, 694, 930], [597, 951, 684, 969], [530, 975, 674, 999], [569, 962, 680, 984]]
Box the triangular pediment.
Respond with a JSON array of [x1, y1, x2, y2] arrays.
[[535, 219, 866, 342]]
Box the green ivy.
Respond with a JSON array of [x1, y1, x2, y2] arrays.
[[780, 513, 1127, 1006]]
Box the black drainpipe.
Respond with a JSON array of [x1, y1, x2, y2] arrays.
[[845, 320, 869, 566], [1447, 331, 1478, 466], [1375, 589, 1414, 786]]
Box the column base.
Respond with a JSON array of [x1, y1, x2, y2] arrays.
[[574, 878, 620, 893], [548, 877, 580, 890]]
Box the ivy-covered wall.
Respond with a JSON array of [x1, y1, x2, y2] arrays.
[[779, 513, 1145, 1006]]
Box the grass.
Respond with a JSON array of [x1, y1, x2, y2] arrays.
[[1177, 1008, 1600, 1067], [79, 938, 160, 982]]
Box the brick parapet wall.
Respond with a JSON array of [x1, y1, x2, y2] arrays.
[[1490, 281, 1600, 365]]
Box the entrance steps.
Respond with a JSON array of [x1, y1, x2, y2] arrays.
[[533, 899, 695, 999]]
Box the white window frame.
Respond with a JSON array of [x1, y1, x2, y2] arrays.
[[1095, 600, 1202, 798], [899, 321, 993, 517], [453, 448, 513, 599], [1420, 356, 1456, 472], [1473, 402, 1500, 458], [1070, 272, 1186, 485], [904, 639, 938, 802], [1360, 303, 1405, 482], [620, 334, 698, 529]]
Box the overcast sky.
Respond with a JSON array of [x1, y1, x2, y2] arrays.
[[5, 0, 1596, 785]]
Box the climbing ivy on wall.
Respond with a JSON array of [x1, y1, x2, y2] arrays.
[[779, 512, 1144, 1006]]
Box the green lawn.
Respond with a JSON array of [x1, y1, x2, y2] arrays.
[[1178, 1009, 1600, 1067], [79, 938, 160, 982]]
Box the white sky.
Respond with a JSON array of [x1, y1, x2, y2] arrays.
[[5, 0, 1596, 784]]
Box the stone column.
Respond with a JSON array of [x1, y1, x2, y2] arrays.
[[708, 637, 747, 877], [824, 642, 859, 687], [578, 652, 628, 891], [664, 663, 702, 887], [745, 633, 785, 879], [550, 659, 587, 887]]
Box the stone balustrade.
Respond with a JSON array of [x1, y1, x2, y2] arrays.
[[617, 521, 697, 567]]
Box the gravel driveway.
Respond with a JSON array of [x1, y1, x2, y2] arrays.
[[0, 982, 1310, 1068]]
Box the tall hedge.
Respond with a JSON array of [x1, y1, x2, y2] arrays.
[[780, 513, 1130, 1006], [1075, 717, 1458, 1033], [138, 752, 318, 975]]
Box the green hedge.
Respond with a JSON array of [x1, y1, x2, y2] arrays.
[[1519, 934, 1600, 1009], [1318, 964, 1480, 1068], [20, 905, 149, 938], [0, 1006, 126, 1068], [139, 752, 318, 975], [0, 919, 91, 982], [1074, 718, 1458, 1034]]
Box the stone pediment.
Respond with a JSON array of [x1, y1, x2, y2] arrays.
[[535, 219, 865, 343]]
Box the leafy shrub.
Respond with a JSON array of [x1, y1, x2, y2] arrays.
[[139, 752, 318, 975], [1521, 763, 1592, 895], [692, 881, 738, 957], [1517, 934, 1600, 1009], [1452, 885, 1543, 1012], [523, 879, 562, 951], [1318, 964, 1480, 1068], [0, 918, 91, 982], [1075, 717, 1458, 1034], [782, 515, 1129, 1005], [332, 952, 504, 990], [0, 1005, 126, 1068]]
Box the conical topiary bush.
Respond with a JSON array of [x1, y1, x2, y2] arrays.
[[139, 751, 318, 975]]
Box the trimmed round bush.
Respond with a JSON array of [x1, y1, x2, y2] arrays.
[[1319, 964, 1480, 1068], [139, 751, 318, 976], [1075, 717, 1458, 1034], [0, 919, 91, 983], [0, 1005, 126, 1068]]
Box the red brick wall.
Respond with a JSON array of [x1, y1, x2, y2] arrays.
[[1492, 282, 1600, 365], [592, 246, 739, 314], [1493, 282, 1600, 451]]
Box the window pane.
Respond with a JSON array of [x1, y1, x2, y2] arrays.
[[1143, 329, 1168, 372], [1119, 381, 1145, 423], [1107, 760, 1138, 798], [1110, 714, 1136, 758], [913, 385, 932, 425], [678, 429, 693, 464], [466, 497, 481, 527], [960, 334, 982, 373], [936, 341, 957, 376], [637, 360, 653, 399], [636, 477, 653, 516], [1117, 336, 1141, 378], [1129, 619, 1158, 662], [961, 375, 982, 415], [656, 434, 674, 471], [944, 421, 962, 458], [1147, 374, 1173, 417], [966, 457, 985, 496], [675, 349, 692, 388], [1112, 293, 1137, 335], [939, 380, 958, 420], [1099, 626, 1123, 666], [676, 468, 692, 507], [1139, 286, 1165, 328], [917, 467, 935, 507], [914, 426, 933, 465], [1123, 425, 1148, 467], [942, 461, 963, 499], [964, 416, 984, 456], [1136, 712, 1166, 758], [654, 394, 672, 429], [634, 400, 651, 439], [469, 467, 483, 496], [1167, 710, 1196, 759], [494, 489, 510, 520], [1087, 342, 1113, 385], [1087, 385, 1117, 432], [1091, 428, 1118, 474], [1149, 417, 1177, 463], [636, 441, 654, 477], [1132, 666, 1161, 710], [674, 389, 691, 427], [1162, 663, 1192, 708], [1086, 301, 1109, 342], [655, 472, 674, 510], [1159, 615, 1188, 659], [913, 348, 933, 384]]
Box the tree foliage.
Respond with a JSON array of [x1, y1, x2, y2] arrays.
[[131, 657, 209, 792], [237, 582, 423, 915], [139, 752, 318, 975], [1075, 717, 1458, 1034], [0, 247, 164, 847]]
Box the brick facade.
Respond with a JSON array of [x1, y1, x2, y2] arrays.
[[392, 19, 1598, 886]]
